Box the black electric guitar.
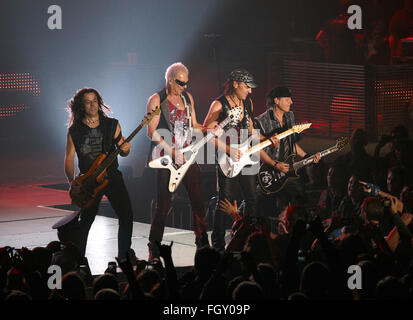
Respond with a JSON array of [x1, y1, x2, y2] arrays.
[[258, 137, 349, 195], [70, 106, 161, 209]]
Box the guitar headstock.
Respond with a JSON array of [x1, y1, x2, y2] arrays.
[[335, 137, 349, 150], [228, 106, 242, 125], [292, 122, 311, 134], [142, 106, 161, 126]]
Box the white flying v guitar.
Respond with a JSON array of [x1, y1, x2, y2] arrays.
[[218, 123, 312, 178], [148, 107, 242, 192]]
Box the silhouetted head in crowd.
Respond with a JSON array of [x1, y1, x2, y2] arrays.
[[227, 276, 247, 299], [194, 246, 221, 281], [284, 205, 308, 233], [353, 260, 379, 300], [137, 268, 162, 295], [350, 128, 369, 155], [391, 124, 409, 142], [95, 288, 120, 300], [232, 281, 263, 300], [288, 292, 309, 300], [361, 197, 385, 225], [253, 263, 281, 299], [400, 185, 413, 213], [46, 241, 62, 254], [26, 270, 51, 300], [51, 243, 83, 276], [387, 166, 406, 197], [32, 247, 52, 277], [244, 232, 272, 265], [6, 268, 28, 293], [56, 271, 87, 300], [300, 261, 332, 299], [376, 276, 411, 299], [92, 273, 119, 297], [5, 290, 32, 301]]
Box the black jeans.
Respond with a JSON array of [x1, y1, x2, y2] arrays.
[[212, 168, 258, 251], [77, 170, 133, 260], [149, 164, 207, 247]]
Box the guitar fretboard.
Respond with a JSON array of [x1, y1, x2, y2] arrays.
[[292, 146, 338, 170], [191, 114, 233, 153], [247, 128, 297, 155], [93, 109, 158, 177]]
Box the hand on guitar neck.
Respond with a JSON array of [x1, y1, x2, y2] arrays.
[[272, 152, 320, 174], [171, 126, 223, 166], [269, 134, 280, 148], [118, 136, 131, 156]]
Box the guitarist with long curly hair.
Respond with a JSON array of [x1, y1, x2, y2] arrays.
[[64, 88, 134, 261]]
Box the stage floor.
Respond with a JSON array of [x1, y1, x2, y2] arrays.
[[0, 181, 215, 275]]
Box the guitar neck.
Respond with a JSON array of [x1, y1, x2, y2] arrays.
[[247, 128, 296, 155], [292, 146, 338, 170], [96, 122, 146, 175], [191, 116, 231, 153]]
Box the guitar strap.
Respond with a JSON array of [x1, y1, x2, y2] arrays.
[[103, 118, 119, 154], [282, 114, 296, 161], [114, 130, 122, 146], [181, 91, 192, 131], [244, 98, 256, 128]]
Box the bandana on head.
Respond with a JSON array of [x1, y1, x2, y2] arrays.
[[228, 70, 257, 88]]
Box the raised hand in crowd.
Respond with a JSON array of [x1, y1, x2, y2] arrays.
[[219, 198, 242, 220], [154, 241, 179, 299], [115, 255, 144, 300]]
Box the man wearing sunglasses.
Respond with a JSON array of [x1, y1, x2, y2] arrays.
[[145, 62, 210, 261]]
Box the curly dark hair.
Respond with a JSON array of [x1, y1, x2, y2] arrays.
[[66, 88, 112, 127]]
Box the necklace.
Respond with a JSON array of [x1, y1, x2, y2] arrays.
[[85, 118, 99, 125], [229, 95, 242, 108]]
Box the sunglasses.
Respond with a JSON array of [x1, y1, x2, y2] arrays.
[[174, 79, 189, 87]]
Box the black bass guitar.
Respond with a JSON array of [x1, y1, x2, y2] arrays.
[[258, 137, 349, 195]]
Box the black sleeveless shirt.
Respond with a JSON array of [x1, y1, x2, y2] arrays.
[[69, 116, 119, 175], [217, 95, 252, 144]]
